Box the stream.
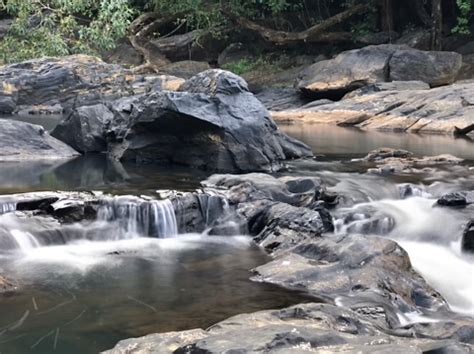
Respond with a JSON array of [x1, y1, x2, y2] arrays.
[[0, 118, 473, 353]]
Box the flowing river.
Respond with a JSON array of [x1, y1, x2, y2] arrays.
[[0, 118, 473, 352]]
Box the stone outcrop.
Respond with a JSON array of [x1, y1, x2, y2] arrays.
[[52, 69, 313, 172], [105, 303, 472, 354], [0, 55, 184, 114], [297, 45, 462, 98], [0, 118, 79, 161], [272, 81, 474, 135]]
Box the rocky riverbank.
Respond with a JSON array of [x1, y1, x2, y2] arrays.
[[0, 149, 472, 353]]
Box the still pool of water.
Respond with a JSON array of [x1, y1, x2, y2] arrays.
[[0, 235, 311, 353]]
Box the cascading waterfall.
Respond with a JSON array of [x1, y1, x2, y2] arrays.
[[97, 196, 178, 238], [0, 201, 16, 214]]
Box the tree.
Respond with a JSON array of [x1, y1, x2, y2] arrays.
[[0, 0, 135, 64]]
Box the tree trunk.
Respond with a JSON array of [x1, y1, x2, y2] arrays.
[[411, 0, 432, 27], [381, 0, 394, 33], [431, 0, 443, 50]]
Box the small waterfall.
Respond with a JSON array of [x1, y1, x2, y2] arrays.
[[97, 196, 178, 238], [9, 229, 41, 250], [0, 201, 16, 215]]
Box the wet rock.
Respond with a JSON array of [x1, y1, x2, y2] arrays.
[[363, 147, 413, 161], [105, 303, 473, 354], [398, 183, 429, 199], [0, 55, 182, 114], [273, 81, 474, 135], [437, 191, 474, 207], [0, 275, 18, 294], [0, 119, 79, 161], [462, 221, 474, 254], [297, 45, 461, 98], [334, 207, 395, 235], [56, 69, 312, 172]]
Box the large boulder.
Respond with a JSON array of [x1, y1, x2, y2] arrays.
[[0, 55, 184, 114], [272, 81, 474, 135], [0, 119, 79, 161], [437, 191, 474, 207], [297, 45, 462, 98], [53, 70, 313, 172]]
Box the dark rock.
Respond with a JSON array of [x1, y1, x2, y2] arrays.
[[0, 55, 182, 114], [363, 147, 413, 161], [357, 31, 400, 45], [389, 50, 462, 87], [55, 69, 312, 172], [160, 60, 210, 79], [462, 221, 474, 254], [458, 54, 474, 81], [457, 41, 474, 56], [255, 87, 309, 111], [217, 42, 250, 66], [0, 119, 79, 161], [103, 39, 143, 67], [396, 30, 432, 50], [437, 191, 474, 207], [0, 19, 12, 38]]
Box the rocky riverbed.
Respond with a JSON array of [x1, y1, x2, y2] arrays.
[[0, 49, 473, 353]]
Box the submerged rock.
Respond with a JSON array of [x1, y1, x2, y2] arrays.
[[53, 70, 312, 172], [437, 191, 474, 207], [0, 275, 18, 294], [0, 119, 79, 161]]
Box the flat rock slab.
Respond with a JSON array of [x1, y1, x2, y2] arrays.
[[104, 303, 473, 354], [0, 119, 79, 161], [272, 82, 474, 135]]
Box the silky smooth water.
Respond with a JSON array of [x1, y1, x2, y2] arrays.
[[0, 119, 473, 353]]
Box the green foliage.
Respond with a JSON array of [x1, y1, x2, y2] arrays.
[[453, 0, 472, 35], [0, 0, 135, 64]]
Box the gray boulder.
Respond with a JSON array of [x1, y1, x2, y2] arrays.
[[53, 70, 312, 172], [297, 45, 462, 97], [437, 191, 474, 207], [0, 119, 79, 161], [0, 55, 183, 114]]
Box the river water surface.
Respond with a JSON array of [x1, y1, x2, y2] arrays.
[[0, 118, 473, 353]]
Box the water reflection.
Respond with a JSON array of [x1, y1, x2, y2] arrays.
[[280, 124, 474, 160], [0, 155, 207, 195]]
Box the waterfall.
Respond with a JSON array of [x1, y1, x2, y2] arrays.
[[97, 196, 178, 238], [0, 201, 16, 215]]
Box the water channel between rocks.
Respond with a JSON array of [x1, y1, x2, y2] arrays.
[[0, 116, 473, 353]]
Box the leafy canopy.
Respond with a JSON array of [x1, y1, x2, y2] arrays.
[[0, 0, 135, 63]]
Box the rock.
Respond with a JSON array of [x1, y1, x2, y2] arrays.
[[357, 31, 400, 45], [457, 54, 474, 81], [297, 45, 403, 98], [0, 275, 17, 294], [437, 191, 474, 207], [396, 30, 432, 50], [297, 45, 462, 98], [218, 42, 250, 66], [105, 303, 473, 354], [103, 39, 143, 67], [160, 60, 210, 79], [255, 87, 309, 111], [0, 119, 79, 161], [272, 81, 474, 135], [0, 55, 183, 114], [389, 49, 462, 86], [462, 221, 474, 253], [54, 69, 312, 172], [457, 41, 474, 55], [52, 104, 114, 152], [344, 81, 430, 98], [360, 148, 464, 175], [0, 19, 12, 38]]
